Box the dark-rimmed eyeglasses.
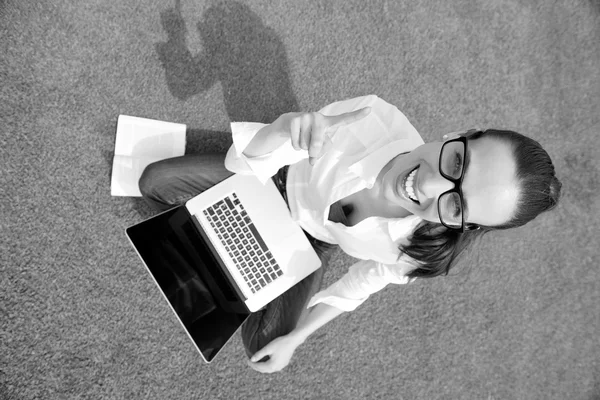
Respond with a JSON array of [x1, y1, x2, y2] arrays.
[[438, 130, 481, 232]]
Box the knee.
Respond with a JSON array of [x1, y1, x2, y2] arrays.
[[138, 162, 161, 198]]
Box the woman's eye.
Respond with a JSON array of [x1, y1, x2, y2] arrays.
[[453, 198, 462, 218], [454, 153, 463, 174]]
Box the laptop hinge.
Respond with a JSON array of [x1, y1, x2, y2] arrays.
[[167, 208, 249, 311]]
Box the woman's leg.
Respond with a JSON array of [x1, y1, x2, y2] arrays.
[[242, 200, 347, 359], [138, 153, 233, 212], [138, 154, 339, 359], [241, 236, 338, 359]]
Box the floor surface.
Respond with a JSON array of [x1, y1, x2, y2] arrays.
[[1, 1, 599, 399]]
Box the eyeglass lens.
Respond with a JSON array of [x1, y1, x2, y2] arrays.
[[439, 141, 465, 228]]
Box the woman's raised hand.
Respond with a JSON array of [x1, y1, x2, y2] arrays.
[[243, 107, 371, 161], [279, 107, 372, 165]]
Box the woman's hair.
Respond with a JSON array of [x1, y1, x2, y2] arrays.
[[401, 129, 562, 279]]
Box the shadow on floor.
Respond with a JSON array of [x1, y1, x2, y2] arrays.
[[155, 0, 299, 122]]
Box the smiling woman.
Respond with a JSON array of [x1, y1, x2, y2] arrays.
[[376, 129, 522, 228], [138, 95, 561, 373], [399, 128, 561, 279]]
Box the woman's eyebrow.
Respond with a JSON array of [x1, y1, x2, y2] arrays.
[[462, 147, 472, 220]]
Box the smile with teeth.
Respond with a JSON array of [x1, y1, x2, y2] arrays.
[[401, 166, 420, 203]]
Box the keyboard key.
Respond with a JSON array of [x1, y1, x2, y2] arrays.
[[201, 194, 282, 294]]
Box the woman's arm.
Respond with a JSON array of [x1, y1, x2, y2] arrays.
[[242, 113, 298, 158], [247, 302, 345, 373], [248, 259, 416, 373], [226, 107, 370, 183], [243, 108, 371, 162]]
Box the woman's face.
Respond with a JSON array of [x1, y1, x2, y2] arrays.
[[376, 132, 520, 227]]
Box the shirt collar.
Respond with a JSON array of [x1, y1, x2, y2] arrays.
[[348, 136, 425, 188], [386, 214, 423, 244]]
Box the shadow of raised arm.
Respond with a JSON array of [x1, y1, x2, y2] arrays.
[[155, 0, 217, 100], [155, 0, 298, 123]]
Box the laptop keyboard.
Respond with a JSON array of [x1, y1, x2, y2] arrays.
[[202, 193, 283, 294]]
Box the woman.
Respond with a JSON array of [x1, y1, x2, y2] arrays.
[[139, 95, 561, 373]]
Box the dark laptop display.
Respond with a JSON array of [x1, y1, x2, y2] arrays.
[[127, 207, 250, 362]]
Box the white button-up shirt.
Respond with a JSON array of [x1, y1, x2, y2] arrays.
[[224, 95, 424, 311]]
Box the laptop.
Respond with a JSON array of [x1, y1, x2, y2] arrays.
[[126, 173, 322, 362]]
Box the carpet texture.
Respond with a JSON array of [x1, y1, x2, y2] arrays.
[[1, 0, 599, 399]]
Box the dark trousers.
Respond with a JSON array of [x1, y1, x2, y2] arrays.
[[138, 153, 339, 358]]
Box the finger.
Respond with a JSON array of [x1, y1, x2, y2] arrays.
[[289, 116, 302, 150], [307, 124, 327, 162], [250, 347, 272, 362], [299, 115, 312, 151], [309, 136, 332, 166], [325, 107, 371, 129], [247, 359, 276, 374]]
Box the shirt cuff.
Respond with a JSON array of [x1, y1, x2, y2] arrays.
[[228, 122, 308, 184], [306, 291, 367, 312], [306, 260, 415, 312]]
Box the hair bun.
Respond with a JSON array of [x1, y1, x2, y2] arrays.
[[547, 175, 562, 210]]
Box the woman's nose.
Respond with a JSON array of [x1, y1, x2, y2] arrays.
[[419, 172, 455, 199]]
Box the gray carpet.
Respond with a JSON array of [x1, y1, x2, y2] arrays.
[[1, 0, 599, 399]]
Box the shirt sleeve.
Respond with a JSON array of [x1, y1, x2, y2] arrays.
[[224, 94, 404, 184], [307, 258, 417, 312], [224, 122, 308, 184]]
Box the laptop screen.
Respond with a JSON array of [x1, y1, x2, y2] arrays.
[[126, 206, 250, 363]]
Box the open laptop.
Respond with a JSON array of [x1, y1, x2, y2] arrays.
[[126, 173, 322, 362]]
